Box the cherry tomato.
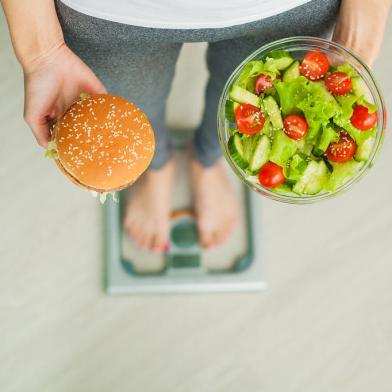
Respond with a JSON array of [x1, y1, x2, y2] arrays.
[[350, 105, 378, 130], [325, 71, 352, 95], [235, 103, 266, 135], [258, 162, 285, 188], [283, 115, 308, 140], [255, 73, 273, 95], [300, 51, 330, 81], [326, 131, 356, 163]]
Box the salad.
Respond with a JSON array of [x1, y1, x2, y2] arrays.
[[224, 49, 378, 196]]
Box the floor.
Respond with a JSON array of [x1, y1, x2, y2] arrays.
[[1, 9, 392, 392]]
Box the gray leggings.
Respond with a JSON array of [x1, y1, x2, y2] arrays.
[[56, 0, 340, 169]]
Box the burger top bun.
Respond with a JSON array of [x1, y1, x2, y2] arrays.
[[50, 94, 155, 193]]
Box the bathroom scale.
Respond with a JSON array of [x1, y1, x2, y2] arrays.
[[104, 130, 265, 295]]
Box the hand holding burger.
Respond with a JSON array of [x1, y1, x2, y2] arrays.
[[46, 93, 155, 201]]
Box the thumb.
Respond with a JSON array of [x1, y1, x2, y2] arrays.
[[81, 71, 108, 95], [24, 111, 51, 148]]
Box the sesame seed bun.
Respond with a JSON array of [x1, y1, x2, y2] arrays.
[[51, 94, 155, 192]]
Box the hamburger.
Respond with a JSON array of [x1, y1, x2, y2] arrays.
[[46, 94, 155, 202]]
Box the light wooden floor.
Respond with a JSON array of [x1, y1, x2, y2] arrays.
[[1, 10, 392, 392]]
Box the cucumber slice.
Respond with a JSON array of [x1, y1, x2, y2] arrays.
[[355, 136, 375, 161], [283, 60, 300, 82], [262, 117, 272, 138], [351, 76, 366, 97], [293, 160, 329, 195], [265, 50, 294, 70], [326, 160, 363, 192], [269, 130, 297, 167], [295, 138, 313, 156], [272, 183, 293, 194], [248, 134, 271, 172], [263, 96, 283, 129], [225, 100, 239, 123], [228, 133, 248, 169], [266, 50, 292, 60], [242, 135, 256, 162], [229, 85, 259, 107]]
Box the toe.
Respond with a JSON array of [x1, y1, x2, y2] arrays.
[[138, 234, 151, 250], [216, 227, 231, 246], [201, 222, 234, 249], [125, 223, 137, 242], [142, 230, 156, 251], [126, 222, 142, 245], [220, 220, 236, 242], [217, 217, 238, 246], [215, 215, 239, 245], [199, 228, 214, 249], [210, 230, 224, 247], [128, 223, 149, 249], [210, 230, 225, 248], [199, 233, 208, 248], [152, 233, 167, 252], [124, 215, 139, 237], [134, 233, 146, 249]]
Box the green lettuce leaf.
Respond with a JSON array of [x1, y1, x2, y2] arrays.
[[336, 63, 358, 78], [335, 94, 376, 122], [44, 140, 58, 160], [276, 76, 341, 143], [333, 92, 377, 145], [335, 93, 359, 119], [285, 153, 309, 181], [274, 66, 378, 150], [314, 122, 339, 155], [326, 160, 364, 192], [357, 97, 377, 113], [264, 58, 280, 74], [275, 76, 309, 115], [296, 81, 341, 142], [269, 130, 297, 167], [333, 115, 376, 144], [236, 60, 264, 92], [265, 50, 292, 60]]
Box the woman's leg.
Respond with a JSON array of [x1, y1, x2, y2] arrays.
[[56, 1, 182, 251], [191, 0, 340, 248]]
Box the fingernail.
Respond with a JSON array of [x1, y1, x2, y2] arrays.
[[164, 243, 171, 252]]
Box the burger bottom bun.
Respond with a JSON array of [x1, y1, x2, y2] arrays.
[[55, 158, 138, 193]]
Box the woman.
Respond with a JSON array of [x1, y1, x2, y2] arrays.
[[1, 0, 390, 252]]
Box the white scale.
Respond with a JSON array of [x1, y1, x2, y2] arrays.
[[104, 131, 265, 294]]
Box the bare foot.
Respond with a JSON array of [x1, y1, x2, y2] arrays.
[[191, 159, 240, 249], [123, 160, 174, 252]]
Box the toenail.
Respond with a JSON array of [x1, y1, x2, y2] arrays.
[[164, 243, 171, 252]]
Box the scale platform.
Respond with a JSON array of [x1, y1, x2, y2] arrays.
[[104, 132, 265, 295]]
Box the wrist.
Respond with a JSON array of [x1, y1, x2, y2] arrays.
[[17, 19, 65, 72], [20, 37, 66, 74], [1, 0, 65, 72]]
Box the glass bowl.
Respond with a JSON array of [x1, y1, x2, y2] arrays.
[[217, 36, 386, 204]]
